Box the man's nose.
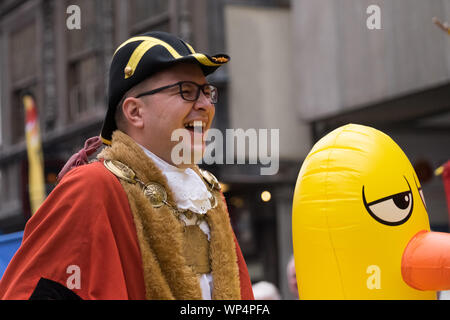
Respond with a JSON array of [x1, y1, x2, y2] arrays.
[[193, 90, 213, 110]]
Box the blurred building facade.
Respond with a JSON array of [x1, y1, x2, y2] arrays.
[[0, 0, 449, 299]]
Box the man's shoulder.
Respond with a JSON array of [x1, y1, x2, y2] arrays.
[[39, 160, 130, 221], [58, 160, 121, 192]]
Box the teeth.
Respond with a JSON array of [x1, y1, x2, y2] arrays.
[[184, 121, 206, 129]]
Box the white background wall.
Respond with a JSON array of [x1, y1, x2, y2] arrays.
[[225, 5, 311, 161], [292, 0, 450, 120]]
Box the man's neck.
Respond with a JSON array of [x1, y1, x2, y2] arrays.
[[138, 143, 197, 171]]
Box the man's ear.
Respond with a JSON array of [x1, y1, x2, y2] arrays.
[[122, 97, 144, 129]]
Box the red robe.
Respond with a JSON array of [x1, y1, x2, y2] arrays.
[[0, 162, 254, 300]]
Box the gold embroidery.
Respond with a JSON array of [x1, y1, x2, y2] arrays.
[[211, 56, 229, 63]]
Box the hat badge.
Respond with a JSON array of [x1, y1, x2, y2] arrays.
[[124, 66, 133, 77]]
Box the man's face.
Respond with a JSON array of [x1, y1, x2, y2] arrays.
[[136, 63, 215, 166]]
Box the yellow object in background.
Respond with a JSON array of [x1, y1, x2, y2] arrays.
[[23, 94, 45, 215], [292, 124, 436, 299]]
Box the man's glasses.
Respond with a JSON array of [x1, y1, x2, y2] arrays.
[[135, 81, 218, 104]]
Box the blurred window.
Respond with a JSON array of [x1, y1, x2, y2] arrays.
[[0, 53, 2, 147], [127, 0, 171, 35], [65, 0, 104, 122], [0, 169, 3, 204], [226, 185, 279, 285], [226, 0, 290, 7], [1, 163, 20, 213], [9, 22, 38, 144]]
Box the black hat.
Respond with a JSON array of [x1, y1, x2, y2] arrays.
[[100, 31, 230, 145]]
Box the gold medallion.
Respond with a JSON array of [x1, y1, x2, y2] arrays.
[[104, 160, 136, 183], [209, 194, 218, 209], [143, 182, 167, 208], [199, 169, 221, 191], [182, 225, 211, 274], [184, 210, 194, 219]]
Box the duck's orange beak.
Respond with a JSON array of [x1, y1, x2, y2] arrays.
[[401, 230, 450, 291]]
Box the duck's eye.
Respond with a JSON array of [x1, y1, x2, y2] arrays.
[[362, 177, 414, 226], [392, 192, 411, 210]]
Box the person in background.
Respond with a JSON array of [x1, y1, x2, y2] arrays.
[[252, 281, 281, 300], [287, 255, 299, 299]]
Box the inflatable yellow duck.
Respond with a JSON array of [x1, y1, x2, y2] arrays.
[[292, 124, 450, 299]]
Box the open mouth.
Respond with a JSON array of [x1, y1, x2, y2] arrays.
[[184, 120, 206, 133]]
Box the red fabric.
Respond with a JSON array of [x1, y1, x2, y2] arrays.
[[0, 162, 146, 299], [0, 161, 252, 300], [442, 161, 450, 221], [56, 136, 102, 183], [232, 232, 254, 300]]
